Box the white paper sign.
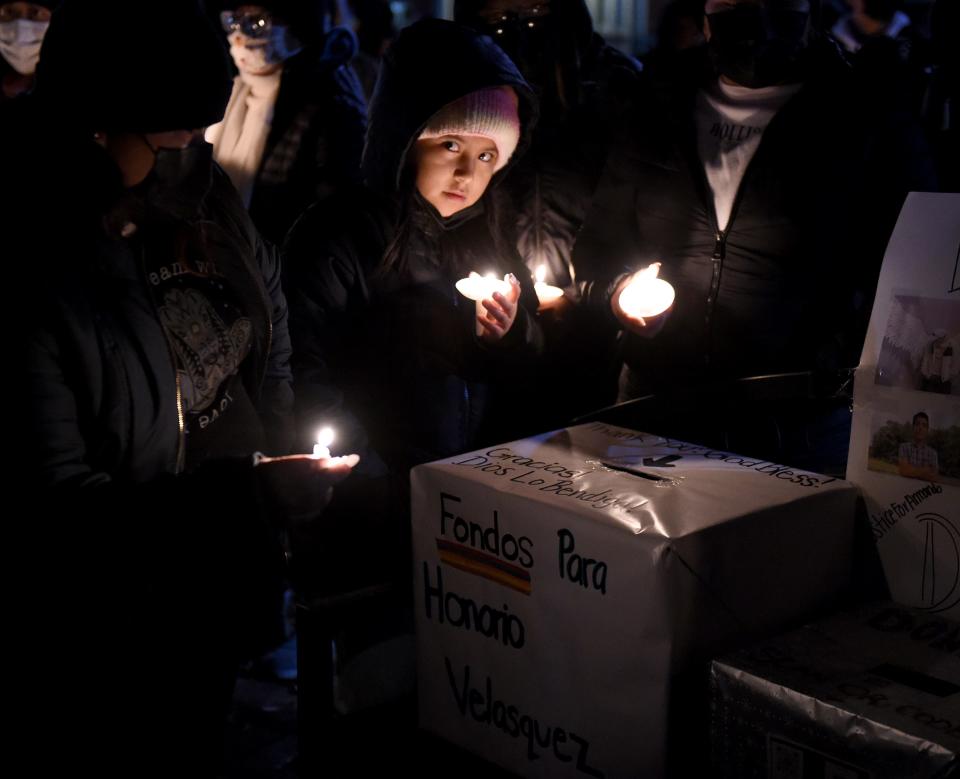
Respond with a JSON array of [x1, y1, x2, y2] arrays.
[[847, 192, 960, 619]]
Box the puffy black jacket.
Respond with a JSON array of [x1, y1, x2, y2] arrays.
[[574, 41, 937, 398], [284, 19, 542, 475], [24, 165, 293, 486], [8, 100, 293, 773]]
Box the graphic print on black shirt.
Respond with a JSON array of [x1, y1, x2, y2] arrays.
[[145, 222, 264, 465], [159, 287, 252, 411]]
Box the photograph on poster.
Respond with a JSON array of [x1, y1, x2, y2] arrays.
[[867, 405, 960, 486], [875, 294, 960, 395]]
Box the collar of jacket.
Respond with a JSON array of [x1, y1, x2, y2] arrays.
[[410, 188, 486, 235]]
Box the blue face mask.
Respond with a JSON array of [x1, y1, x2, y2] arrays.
[[227, 24, 301, 75]]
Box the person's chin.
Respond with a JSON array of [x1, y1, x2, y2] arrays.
[[243, 63, 281, 76], [439, 190, 469, 215]]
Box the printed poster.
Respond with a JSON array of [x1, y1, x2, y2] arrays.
[[847, 192, 960, 619]]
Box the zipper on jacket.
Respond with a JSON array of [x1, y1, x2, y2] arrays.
[[138, 243, 188, 473], [706, 230, 726, 323], [703, 229, 727, 367], [174, 370, 186, 473]]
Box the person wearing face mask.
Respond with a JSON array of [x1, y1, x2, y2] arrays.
[[4, 1, 359, 773], [452, 0, 643, 430], [0, 1, 54, 101], [205, 0, 367, 246], [572, 0, 936, 420]]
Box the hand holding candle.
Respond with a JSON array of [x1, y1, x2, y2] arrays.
[[456, 271, 521, 341], [309, 426, 360, 470], [613, 262, 675, 333], [533, 264, 564, 310], [253, 427, 360, 527], [455, 271, 511, 302]]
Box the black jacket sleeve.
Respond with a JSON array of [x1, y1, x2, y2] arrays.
[[255, 231, 296, 454], [282, 196, 384, 459], [23, 312, 286, 661]]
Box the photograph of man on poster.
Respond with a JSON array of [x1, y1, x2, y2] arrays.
[[898, 412, 941, 482], [867, 406, 959, 486]]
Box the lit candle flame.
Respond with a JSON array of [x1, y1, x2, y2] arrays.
[[618, 262, 675, 321], [639, 262, 660, 281], [532, 263, 563, 308], [313, 426, 335, 458]]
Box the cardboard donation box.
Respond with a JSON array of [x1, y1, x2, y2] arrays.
[[711, 602, 960, 779], [411, 422, 860, 778]]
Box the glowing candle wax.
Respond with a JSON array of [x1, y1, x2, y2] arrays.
[[456, 271, 513, 336], [455, 271, 511, 302], [312, 426, 335, 459], [617, 262, 675, 321], [533, 264, 564, 309]]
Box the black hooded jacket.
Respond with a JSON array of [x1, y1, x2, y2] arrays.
[[284, 19, 542, 474], [8, 3, 294, 770], [573, 40, 937, 398]]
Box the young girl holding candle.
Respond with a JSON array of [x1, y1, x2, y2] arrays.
[[284, 18, 541, 479]]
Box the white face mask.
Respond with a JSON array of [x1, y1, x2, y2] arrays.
[[0, 18, 49, 75], [228, 25, 300, 76]]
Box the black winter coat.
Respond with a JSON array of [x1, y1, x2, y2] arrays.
[[284, 19, 542, 476], [574, 41, 937, 398], [7, 104, 293, 774], [245, 41, 367, 245]]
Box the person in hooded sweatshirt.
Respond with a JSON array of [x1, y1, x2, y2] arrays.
[[206, 0, 367, 246], [454, 0, 644, 428], [0, 1, 54, 101], [284, 19, 541, 547], [5, 1, 357, 773]]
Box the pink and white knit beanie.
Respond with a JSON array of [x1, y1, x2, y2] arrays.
[[418, 86, 520, 172]]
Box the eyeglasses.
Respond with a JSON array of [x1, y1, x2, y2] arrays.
[[476, 3, 551, 36], [220, 9, 274, 39]]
